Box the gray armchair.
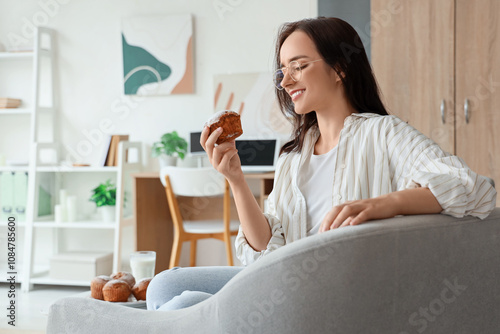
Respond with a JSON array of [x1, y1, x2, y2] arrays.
[[47, 208, 500, 333]]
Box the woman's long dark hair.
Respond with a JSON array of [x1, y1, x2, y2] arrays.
[[276, 17, 389, 155]]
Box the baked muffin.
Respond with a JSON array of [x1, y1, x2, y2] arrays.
[[102, 279, 131, 302], [132, 277, 152, 301], [90, 275, 111, 300], [205, 110, 243, 144], [110, 271, 136, 289]]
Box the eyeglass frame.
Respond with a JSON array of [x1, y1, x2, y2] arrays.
[[273, 59, 323, 90]]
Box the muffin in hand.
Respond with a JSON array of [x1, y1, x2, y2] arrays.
[[205, 110, 243, 144]]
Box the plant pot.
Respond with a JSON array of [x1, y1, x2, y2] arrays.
[[159, 155, 177, 168], [100, 206, 116, 223]]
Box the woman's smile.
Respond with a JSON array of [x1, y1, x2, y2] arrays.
[[289, 89, 305, 101]]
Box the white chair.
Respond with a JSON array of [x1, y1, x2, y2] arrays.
[[160, 166, 240, 268]]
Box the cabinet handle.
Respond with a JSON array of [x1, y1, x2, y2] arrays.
[[464, 98, 470, 124], [440, 99, 445, 124]]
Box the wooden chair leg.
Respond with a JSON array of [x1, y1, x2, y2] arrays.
[[190, 240, 197, 267], [224, 232, 234, 266], [169, 235, 182, 269]]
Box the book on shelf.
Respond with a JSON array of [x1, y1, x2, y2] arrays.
[[99, 135, 113, 167], [0, 98, 22, 108], [102, 135, 129, 166]]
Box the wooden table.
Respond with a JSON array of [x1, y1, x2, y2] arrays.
[[131, 171, 274, 273], [242, 172, 275, 209]]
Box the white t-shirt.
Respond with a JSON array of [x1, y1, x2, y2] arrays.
[[298, 146, 338, 236]]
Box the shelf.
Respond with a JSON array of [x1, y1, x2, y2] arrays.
[[30, 276, 90, 287], [0, 166, 29, 172], [0, 51, 34, 59], [0, 108, 32, 115], [36, 166, 119, 172], [0, 273, 23, 284], [0, 218, 129, 228], [0, 221, 26, 227], [30, 268, 90, 287], [0, 264, 43, 284], [33, 220, 116, 229]]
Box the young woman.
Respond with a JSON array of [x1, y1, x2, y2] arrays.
[[146, 17, 496, 311]]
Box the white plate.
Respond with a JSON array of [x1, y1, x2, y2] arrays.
[[79, 291, 147, 309]]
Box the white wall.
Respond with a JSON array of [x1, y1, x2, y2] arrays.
[[0, 0, 317, 170], [0, 0, 317, 268]]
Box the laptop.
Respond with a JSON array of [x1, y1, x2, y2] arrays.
[[189, 131, 206, 156], [235, 139, 279, 173], [188, 132, 279, 173]]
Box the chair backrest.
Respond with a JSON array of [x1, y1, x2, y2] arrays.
[[160, 166, 225, 197], [160, 166, 231, 236]]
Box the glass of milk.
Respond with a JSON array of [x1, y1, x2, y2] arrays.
[[130, 251, 156, 281]]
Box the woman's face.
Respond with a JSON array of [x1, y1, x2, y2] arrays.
[[279, 30, 341, 115]]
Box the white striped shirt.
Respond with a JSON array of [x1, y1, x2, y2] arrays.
[[235, 113, 497, 266]]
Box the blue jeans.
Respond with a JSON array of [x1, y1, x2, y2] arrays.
[[146, 266, 244, 311]]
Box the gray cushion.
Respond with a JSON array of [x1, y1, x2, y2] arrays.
[[47, 208, 500, 333]]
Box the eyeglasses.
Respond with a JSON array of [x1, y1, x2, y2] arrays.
[[273, 59, 323, 90]]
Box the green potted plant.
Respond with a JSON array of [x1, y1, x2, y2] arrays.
[[89, 179, 116, 222], [151, 131, 188, 168]]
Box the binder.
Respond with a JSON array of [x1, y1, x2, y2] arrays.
[[0, 172, 14, 221], [13, 172, 28, 222]]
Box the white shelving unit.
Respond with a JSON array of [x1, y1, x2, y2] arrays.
[[0, 108, 32, 115], [0, 27, 143, 291], [0, 52, 34, 60], [22, 141, 142, 291], [0, 28, 52, 287]]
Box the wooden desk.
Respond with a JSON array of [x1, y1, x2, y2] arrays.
[[131, 172, 172, 275], [131, 171, 274, 272], [243, 172, 275, 209]]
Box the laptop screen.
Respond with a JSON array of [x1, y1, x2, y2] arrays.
[[235, 139, 278, 172], [189, 131, 205, 155]]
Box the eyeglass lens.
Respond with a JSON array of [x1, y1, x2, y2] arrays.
[[274, 61, 301, 90], [274, 70, 284, 90]]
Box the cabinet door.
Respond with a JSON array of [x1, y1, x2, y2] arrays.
[[371, 0, 455, 154], [456, 0, 500, 204]]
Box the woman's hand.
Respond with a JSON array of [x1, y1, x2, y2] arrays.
[[318, 195, 398, 233], [200, 126, 243, 183], [318, 188, 442, 233]]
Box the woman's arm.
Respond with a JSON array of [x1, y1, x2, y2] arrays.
[[228, 175, 272, 251], [318, 187, 442, 232], [386, 116, 496, 219], [200, 126, 271, 251]]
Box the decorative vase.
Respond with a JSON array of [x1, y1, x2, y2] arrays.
[[100, 205, 115, 223], [159, 155, 177, 169]]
